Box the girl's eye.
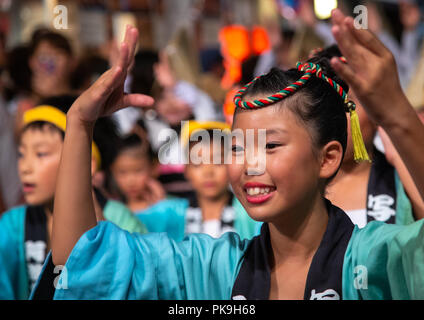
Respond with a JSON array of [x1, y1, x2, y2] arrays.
[[17, 151, 24, 158], [265, 143, 281, 150], [232, 145, 244, 153], [36, 152, 49, 158]]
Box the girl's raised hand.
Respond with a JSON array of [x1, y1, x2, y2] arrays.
[[329, 8, 424, 202], [69, 25, 154, 124], [329, 9, 403, 126]]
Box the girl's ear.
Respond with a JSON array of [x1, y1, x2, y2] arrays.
[[319, 141, 343, 179], [151, 160, 161, 178]]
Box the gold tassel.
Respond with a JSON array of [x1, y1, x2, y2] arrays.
[[347, 101, 371, 163]]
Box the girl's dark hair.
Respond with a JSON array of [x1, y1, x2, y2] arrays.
[[236, 55, 349, 182], [70, 54, 109, 90], [131, 50, 159, 96], [113, 133, 156, 165], [5, 45, 32, 97], [30, 29, 73, 56]]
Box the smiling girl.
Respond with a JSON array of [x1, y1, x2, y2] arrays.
[[31, 12, 424, 300]]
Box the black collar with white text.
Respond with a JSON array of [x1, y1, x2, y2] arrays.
[[231, 199, 354, 300]]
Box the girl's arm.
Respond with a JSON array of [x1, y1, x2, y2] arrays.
[[330, 9, 424, 201], [51, 26, 154, 266]]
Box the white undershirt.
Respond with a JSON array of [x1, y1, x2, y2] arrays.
[[344, 209, 367, 229], [202, 219, 221, 238]]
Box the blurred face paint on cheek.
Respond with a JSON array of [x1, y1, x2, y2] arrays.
[[18, 127, 63, 206]]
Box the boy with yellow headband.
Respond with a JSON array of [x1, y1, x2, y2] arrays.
[[0, 95, 146, 299]]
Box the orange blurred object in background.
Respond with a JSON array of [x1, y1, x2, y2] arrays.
[[219, 25, 270, 89]]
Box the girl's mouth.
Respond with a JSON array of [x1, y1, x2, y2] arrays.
[[243, 182, 276, 204], [22, 183, 36, 193]]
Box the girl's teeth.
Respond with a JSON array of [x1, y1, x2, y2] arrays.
[[246, 187, 274, 196]]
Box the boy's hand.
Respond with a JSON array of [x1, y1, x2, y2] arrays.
[[329, 9, 404, 127], [69, 26, 154, 124]]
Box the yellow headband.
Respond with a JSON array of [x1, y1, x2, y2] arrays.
[[23, 105, 102, 170], [181, 120, 231, 147]]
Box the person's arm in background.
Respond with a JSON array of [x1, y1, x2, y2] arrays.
[[378, 127, 424, 219], [51, 26, 154, 266], [331, 9, 424, 201]]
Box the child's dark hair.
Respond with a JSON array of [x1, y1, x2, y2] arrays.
[[21, 95, 120, 171], [30, 29, 73, 57], [131, 50, 159, 96], [114, 133, 156, 165], [188, 129, 230, 153], [235, 55, 349, 182]]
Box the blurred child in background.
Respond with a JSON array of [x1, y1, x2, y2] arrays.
[[0, 96, 146, 299], [110, 122, 166, 213], [12, 29, 76, 139]]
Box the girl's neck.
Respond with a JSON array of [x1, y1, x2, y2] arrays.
[[43, 201, 54, 216], [128, 199, 150, 212], [269, 194, 329, 265], [197, 191, 230, 221]]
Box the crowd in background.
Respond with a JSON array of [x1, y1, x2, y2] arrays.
[[1, 0, 424, 300], [1, 0, 423, 214]]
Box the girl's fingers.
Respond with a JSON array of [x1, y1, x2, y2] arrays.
[[345, 17, 386, 57], [331, 8, 345, 26], [90, 67, 123, 104], [122, 93, 154, 108], [147, 178, 166, 200], [122, 25, 138, 72], [330, 57, 362, 91], [116, 42, 129, 71], [332, 25, 367, 66], [127, 27, 138, 63], [122, 25, 131, 49]]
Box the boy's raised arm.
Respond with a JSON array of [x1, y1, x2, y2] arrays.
[[51, 26, 154, 266], [330, 9, 424, 201]]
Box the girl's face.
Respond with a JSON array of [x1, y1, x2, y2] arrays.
[[30, 41, 71, 78], [111, 150, 151, 201], [185, 142, 229, 200], [18, 127, 63, 206], [155, 90, 192, 126], [227, 105, 325, 223]]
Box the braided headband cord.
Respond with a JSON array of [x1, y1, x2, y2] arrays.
[[233, 62, 370, 162]]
